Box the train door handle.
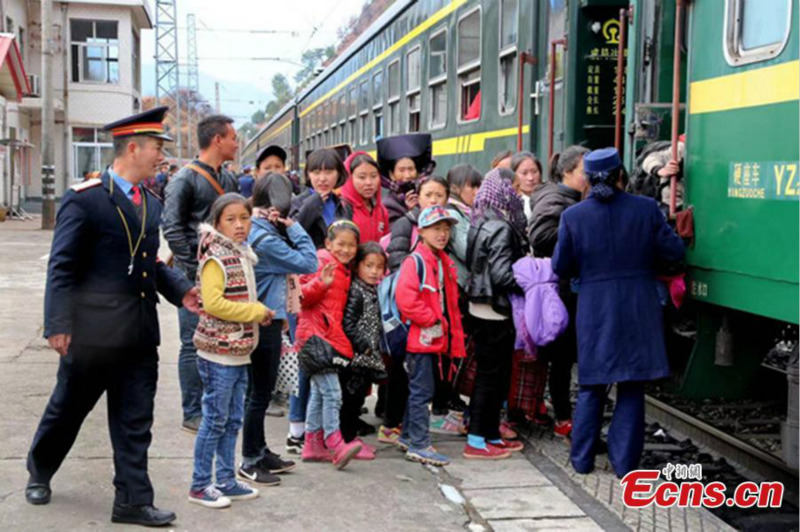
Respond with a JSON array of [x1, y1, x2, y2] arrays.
[[533, 80, 545, 116]]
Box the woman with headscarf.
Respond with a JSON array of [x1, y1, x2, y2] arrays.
[[377, 133, 436, 224], [552, 148, 684, 477], [463, 169, 529, 459]]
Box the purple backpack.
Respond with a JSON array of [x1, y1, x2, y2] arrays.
[[512, 257, 569, 346]]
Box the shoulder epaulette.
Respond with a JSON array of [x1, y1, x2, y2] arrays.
[[70, 179, 102, 192]]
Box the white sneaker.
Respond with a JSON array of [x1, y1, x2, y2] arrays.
[[188, 486, 232, 509]]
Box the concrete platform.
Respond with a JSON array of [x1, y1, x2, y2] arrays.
[[0, 219, 622, 532]]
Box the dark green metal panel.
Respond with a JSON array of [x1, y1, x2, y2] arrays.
[[685, 0, 799, 324]]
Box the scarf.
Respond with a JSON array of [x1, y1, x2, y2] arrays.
[[471, 169, 527, 235]]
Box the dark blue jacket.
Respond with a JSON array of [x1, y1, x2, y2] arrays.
[[552, 191, 684, 385], [249, 218, 318, 320], [44, 172, 192, 348]]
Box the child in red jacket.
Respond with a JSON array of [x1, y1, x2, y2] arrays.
[[395, 206, 466, 466], [297, 220, 363, 470]]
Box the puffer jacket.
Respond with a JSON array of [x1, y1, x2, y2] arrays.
[[395, 244, 466, 360], [342, 277, 386, 374], [512, 257, 569, 346], [295, 249, 353, 359], [466, 210, 528, 317], [290, 189, 352, 249], [529, 182, 582, 258], [387, 207, 419, 272], [161, 160, 240, 278], [341, 152, 390, 243]]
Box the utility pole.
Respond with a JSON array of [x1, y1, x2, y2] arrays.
[[186, 14, 199, 159], [215, 82, 220, 113], [40, 0, 55, 229]]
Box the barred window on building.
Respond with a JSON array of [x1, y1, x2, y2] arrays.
[[72, 127, 113, 180], [70, 19, 119, 84]]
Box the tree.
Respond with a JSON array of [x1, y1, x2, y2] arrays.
[[294, 47, 335, 85], [251, 109, 266, 124]]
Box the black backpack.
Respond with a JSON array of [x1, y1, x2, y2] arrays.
[[627, 141, 672, 200]]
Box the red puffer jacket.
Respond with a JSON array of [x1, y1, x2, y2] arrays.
[[395, 243, 466, 360], [341, 151, 390, 243], [295, 249, 354, 359]]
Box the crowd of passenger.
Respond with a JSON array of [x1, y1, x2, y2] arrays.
[[157, 115, 686, 508]]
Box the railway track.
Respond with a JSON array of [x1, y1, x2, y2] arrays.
[[643, 394, 799, 532]]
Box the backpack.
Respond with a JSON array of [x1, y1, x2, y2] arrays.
[[627, 140, 671, 199], [378, 252, 425, 357]]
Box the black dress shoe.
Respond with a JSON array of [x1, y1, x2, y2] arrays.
[[111, 504, 176, 527], [25, 482, 51, 505]]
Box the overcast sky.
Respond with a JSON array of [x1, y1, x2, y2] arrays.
[[140, 0, 369, 126]]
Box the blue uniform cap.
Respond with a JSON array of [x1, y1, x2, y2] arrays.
[[103, 106, 172, 141], [418, 205, 458, 229], [584, 148, 622, 175]]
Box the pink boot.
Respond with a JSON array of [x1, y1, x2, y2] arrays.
[[352, 438, 376, 460], [325, 430, 362, 470], [301, 430, 332, 462]]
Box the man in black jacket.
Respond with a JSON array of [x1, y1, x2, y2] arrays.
[[161, 115, 239, 432]]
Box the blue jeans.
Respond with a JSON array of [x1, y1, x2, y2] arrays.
[[178, 306, 203, 421], [305, 372, 342, 438], [286, 314, 311, 424], [191, 358, 248, 492], [402, 353, 436, 450]]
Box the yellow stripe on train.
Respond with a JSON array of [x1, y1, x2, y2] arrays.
[[689, 60, 800, 115]]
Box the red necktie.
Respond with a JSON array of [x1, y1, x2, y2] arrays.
[[131, 186, 142, 206]]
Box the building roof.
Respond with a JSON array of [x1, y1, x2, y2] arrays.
[[0, 34, 30, 101], [62, 0, 154, 29]]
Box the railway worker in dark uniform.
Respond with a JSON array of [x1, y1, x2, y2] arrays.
[[161, 115, 239, 433], [552, 148, 685, 478], [25, 107, 198, 527]]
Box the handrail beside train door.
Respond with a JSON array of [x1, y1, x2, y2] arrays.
[[517, 52, 538, 151], [614, 8, 629, 152], [670, 0, 686, 219], [548, 38, 568, 162]]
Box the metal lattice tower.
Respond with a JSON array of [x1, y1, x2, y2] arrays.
[[155, 0, 182, 160], [186, 14, 199, 158]]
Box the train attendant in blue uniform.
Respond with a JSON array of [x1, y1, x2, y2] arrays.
[[552, 148, 685, 478], [25, 107, 198, 527]]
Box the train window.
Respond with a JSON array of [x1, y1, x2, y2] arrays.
[[500, 0, 518, 49], [429, 28, 447, 80], [457, 7, 482, 123], [428, 28, 447, 130], [406, 46, 421, 133], [388, 58, 401, 135], [373, 70, 384, 141], [359, 79, 370, 145], [339, 93, 346, 123], [499, 0, 518, 115], [372, 70, 383, 106], [724, 0, 792, 66], [349, 86, 358, 119], [457, 7, 481, 69]]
